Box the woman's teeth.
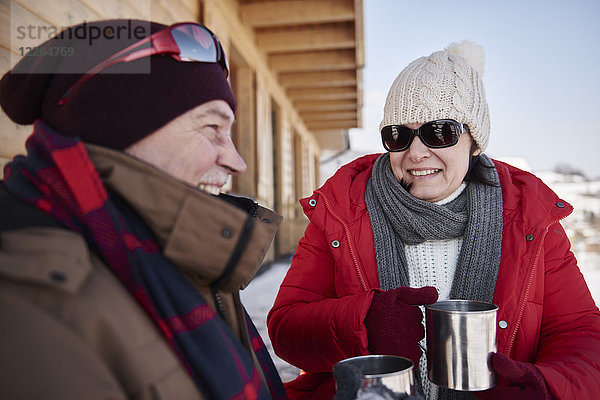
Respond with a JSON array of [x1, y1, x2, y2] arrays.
[[410, 169, 440, 176], [198, 184, 221, 195]]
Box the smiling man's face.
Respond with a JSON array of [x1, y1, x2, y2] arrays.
[[124, 99, 246, 193]]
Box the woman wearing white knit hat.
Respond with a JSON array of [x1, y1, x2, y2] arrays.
[[268, 41, 600, 400]]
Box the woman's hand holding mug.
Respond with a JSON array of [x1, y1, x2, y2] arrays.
[[364, 286, 438, 364], [476, 353, 553, 400]]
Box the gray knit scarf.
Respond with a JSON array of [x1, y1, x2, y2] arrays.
[[364, 153, 503, 400]]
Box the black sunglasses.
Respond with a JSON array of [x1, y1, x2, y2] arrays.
[[381, 119, 469, 152]]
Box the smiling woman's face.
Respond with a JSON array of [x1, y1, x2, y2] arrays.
[[389, 122, 480, 202]]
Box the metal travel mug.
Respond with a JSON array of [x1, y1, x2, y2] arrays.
[[425, 300, 498, 391], [334, 355, 415, 398]]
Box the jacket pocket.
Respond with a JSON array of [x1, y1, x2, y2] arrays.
[[0, 227, 92, 294]]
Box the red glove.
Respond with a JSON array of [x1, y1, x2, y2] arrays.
[[476, 353, 553, 400], [364, 286, 438, 365]]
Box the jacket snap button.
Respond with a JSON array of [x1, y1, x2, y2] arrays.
[[49, 270, 67, 283], [526, 234, 534, 242], [331, 240, 340, 248], [308, 199, 317, 207], [221, 228, 233, 239], [498, 320, 508, 329], [556, 201, 565, 208]]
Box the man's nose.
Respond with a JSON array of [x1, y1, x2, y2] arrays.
[[220, 138, 247, 175]]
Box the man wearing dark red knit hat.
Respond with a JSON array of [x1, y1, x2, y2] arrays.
[[0, 19, 287, 400]]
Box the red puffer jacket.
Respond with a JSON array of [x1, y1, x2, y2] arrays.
[[267, 153, 600, 399]]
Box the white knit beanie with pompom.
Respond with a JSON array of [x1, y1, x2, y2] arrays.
[[379, 40, 490, 151]]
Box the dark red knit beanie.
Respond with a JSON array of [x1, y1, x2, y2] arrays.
[[0, 19, 236, 150]]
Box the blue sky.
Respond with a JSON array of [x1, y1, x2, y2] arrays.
[[349, 0, 600, 178]]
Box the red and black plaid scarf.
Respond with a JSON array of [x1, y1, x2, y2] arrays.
[[4, 120, 287, 400]]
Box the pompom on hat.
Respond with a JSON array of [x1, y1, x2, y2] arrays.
[[380, 40, 490, 151], [0, 19, 235, 150]]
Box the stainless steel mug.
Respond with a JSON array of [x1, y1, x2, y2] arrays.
[[425, 300, 498, 391], [334, 355, 414, 398]]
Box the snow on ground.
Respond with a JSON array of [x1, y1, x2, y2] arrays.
[[241, 254, 600, 383], [240, 260, 301, 382]]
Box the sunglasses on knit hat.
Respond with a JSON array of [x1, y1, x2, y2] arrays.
[[58, 22, 228, 105], [381, 119, 469, 152]]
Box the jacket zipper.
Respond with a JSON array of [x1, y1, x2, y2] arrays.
[[318, 192, 368, 291], [505, 213, 569, 356], [212, 288, 227, 321], [210, 201, 258, 322]]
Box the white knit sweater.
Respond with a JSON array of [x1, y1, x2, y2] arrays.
[[405, 182, 467, 399]]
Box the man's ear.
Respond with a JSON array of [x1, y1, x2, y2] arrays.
[[472, 147, 482, 156]]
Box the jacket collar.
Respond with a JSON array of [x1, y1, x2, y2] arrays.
[[319, 154, 572, 230], [493, 159, 572, 229], [86, 144, 281, 292], [314, 153, 381, 221]]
